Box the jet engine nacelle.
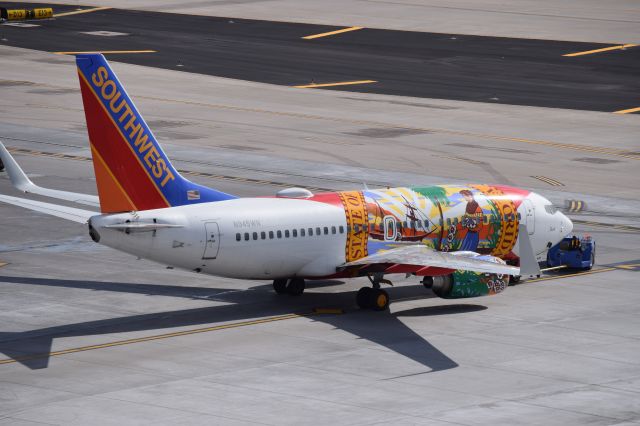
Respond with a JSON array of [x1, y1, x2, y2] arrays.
[[424, 255, 510, 299]]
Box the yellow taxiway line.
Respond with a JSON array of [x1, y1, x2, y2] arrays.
[[294, 80, 377, 89], [0, 313, 307, 366], [531, 175, 564, 186], [0, 262, 7, 268], [526, 267, 616, 284], [563, 44, 636, 57], [613, 106, 640, 114], [53, 6, 111, 18], [303, 26, 364, 40], [53, 50, 156, 55]]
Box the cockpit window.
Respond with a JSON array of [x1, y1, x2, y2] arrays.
[[544, 204, 558, 214]]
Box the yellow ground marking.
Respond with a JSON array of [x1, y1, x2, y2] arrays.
[[302, 26, 364, 40], [294, 80, 377, 89], [435, 154, 484, 165], [531, 175, 564, 186], [0, 313, 306, 366], [54, 50, 156, 55], [616, 264, 640, 270], [526, 267, 616, 284], [563, 44, 637, 57], [0, 262, 8, 268], [567, 200, 584, 212], [53, 6, 111, 18], [613, 106, 640, 114]]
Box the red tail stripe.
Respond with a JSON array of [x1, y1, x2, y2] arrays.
[[79, 72, 169, 211]]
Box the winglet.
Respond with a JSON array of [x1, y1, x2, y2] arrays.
[[0, 141, 37, 193]]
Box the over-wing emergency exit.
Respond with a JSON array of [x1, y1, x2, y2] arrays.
[[0, 54, 574, 310]]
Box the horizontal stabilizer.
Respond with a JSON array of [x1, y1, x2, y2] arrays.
[[342, 245, 519, 276], [0, 141, 99, 207], [0, 194, 96, 224]]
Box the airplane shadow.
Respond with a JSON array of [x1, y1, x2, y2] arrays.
[[0, 275, 481, 371]]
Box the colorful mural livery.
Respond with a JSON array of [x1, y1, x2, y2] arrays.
[[312, 184, 530, 298], [321, 184, 529, 264]]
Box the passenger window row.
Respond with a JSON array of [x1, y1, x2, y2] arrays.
[[234, 213, 521, 241], [236, 225, 345, 242]]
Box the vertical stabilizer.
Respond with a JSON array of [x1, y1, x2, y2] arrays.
[[76, 54, 236, 213]]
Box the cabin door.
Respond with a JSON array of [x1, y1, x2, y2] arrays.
[[203, 222, 220, 259]]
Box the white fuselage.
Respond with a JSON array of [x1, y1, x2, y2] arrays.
[[89, 191, 572, 280]]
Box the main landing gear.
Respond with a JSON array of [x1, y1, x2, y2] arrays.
[[272, 278, 305, 296], [356, 273, 390, 311]]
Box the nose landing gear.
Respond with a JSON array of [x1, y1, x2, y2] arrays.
[[356, 273, 391, 311]]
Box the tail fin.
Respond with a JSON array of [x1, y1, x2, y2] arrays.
[[76, 54, 236, 213]]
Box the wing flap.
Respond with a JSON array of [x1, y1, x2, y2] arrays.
[[341, 245, 519, 276]]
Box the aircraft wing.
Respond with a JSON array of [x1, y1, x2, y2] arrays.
[[0, 193, 96, 224], [341, 245, 519, 276], [0, 141, 100, 207]]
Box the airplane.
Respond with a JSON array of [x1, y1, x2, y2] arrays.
[[0, 54, 574, 311]]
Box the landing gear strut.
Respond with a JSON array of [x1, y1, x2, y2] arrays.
[[272, 278, 305, 296], [356, 273, 390, 311]]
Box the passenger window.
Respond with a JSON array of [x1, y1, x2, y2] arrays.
[[339, 225, 344, 234], [316, 227, 321, 236], [244, 233, 250, 241], [253, 232, 258, 240], [261, 231, 266, 240], [293, 229, 298, 237], [285, 230, 290, 238], [301, 228, 306, 237], [269, 231, 274, 239], [331, 226, 336, 234], [236, 233, 241, 241], [324, 227, 329, 235], [277, 230, 282, 238], [354, 224, 359, 233], [309, 228, 313, 236], [446, 218, 451, 226]]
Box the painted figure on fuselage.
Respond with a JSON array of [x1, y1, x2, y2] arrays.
[[459, 189, 483, 251]]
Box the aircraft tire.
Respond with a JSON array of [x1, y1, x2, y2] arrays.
[[273, 279, 288, 294], [287, 278, 305, 296], [356, 287, 372, 309], [371, 289, 390, 311]]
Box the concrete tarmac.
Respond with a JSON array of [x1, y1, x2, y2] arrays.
[[1, 5, 640, 425], [1, 3, 639, 112], [19, 0, 640, 44]]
